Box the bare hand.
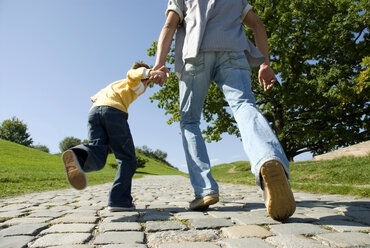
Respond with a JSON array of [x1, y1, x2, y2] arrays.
[[258, 64, 276, 91], [153, 64, 170, 86], [149, 69, 166, 86]]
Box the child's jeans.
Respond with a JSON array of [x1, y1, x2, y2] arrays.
[[71, 106, 137, 207]]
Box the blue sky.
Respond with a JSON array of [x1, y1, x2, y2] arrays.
[[0, 0, 312, 172]]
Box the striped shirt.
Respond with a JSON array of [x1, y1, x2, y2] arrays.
[[90, 67, 149, 114]]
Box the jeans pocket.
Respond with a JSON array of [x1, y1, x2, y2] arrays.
[[183, 53, 205, 76], [229, 51, 250, 70]]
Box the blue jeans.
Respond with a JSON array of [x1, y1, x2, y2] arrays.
[[180, 51, 289, 197], [71, 106, 137, 207]]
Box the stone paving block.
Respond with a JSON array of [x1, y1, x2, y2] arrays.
[[29, 233, 92, 247], [315, 232, 370, 247], [159, 242, 220, 248], [0, 223, 48, 237], [343, 210, 370, 225], [93, 231, 144, 245], [99, 222, 142, 232], [221, 225, 274, 239], [218, 238, 274, 248], [231, 213, 279, 225], [147, 230, 218, 248], [269, 223, 332, 236], [28, 211, 64, 218], [141, 211, 172, 221], [317, 219, 370, 232], [0, 210, 25, 218], [101, 245, 147, 248], [145, 220, 187, 232], [189, 218, 233, 229], [41, 223, 96, 234], [102, 215, 138, 223], [51, 215, 99, 224], [174, 212, 209, 220], [207, 211, 248, 219], [0, 235, 34, 248], [3, 217, 52, 225], [266, 234, 327, 248]]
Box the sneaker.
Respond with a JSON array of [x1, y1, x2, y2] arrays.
[[260, 160, 296, 221], [108, 204, 136, 212], [62, 150, 88, 190], [189, 193, 219, 211]]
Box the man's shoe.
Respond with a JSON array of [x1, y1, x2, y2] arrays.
[[189, 193, 219, 211], [261, 160, 296, 221], [62, 150, 87, 190], [108, 204, 136, 212]]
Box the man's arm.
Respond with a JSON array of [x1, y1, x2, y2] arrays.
[[152, 10, 180, 86], [243, 10, 276, 91]]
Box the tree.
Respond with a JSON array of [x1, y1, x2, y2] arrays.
[[59, 136, 82, 152], [0, 116, 33, 146], [32, 144, 50, 153], [147, 0, 369, 160]]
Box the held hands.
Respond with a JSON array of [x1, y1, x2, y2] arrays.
[[150, 65, 170, 86], [258, 63, 277, 91]]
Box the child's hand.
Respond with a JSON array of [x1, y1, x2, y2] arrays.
[[149, 69, 166, 85]]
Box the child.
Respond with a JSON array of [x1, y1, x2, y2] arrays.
[[62, 61, 165, 211]]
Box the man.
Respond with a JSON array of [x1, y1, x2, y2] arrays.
[[154, 0, 295, 220]]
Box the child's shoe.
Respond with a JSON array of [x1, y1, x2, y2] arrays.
[[260, 160, 296, 220], [189, 193, 219, 210], [62, 150, 88, 190]]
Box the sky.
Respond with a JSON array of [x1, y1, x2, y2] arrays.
[[0, 0, 312, 173]]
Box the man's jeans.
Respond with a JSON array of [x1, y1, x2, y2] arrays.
[[72, 106, 137, 207], [179, 51, 290, 197]]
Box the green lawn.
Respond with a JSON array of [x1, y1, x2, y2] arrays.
[[1, 139, 369, 198], [0, 140, 185, 198], [211, 156, 370, 197]]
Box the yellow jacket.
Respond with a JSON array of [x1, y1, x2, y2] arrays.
[[90, 67, 147, 113]]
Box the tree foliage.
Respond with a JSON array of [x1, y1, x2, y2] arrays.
[[0, 116, 33, 147], [147, 0, 369, 160], [32, 144, 50, 153], [59, 136, 82, 152]]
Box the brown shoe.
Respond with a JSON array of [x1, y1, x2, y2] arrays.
[[62, 150, 87, 190], [261, 160, 295, 220], [189, 193, 219, 211]]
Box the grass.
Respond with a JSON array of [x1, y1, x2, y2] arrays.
[[0, 140, 185, 198], [1, 139, 369, 198], [211, 156, 370, 197]]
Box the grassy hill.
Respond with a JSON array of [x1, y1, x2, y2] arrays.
[[211, 156, 370, 197], [0, 140, 186, 198]]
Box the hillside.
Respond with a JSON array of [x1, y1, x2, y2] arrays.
[[211, 157, 370, 197], [0, 139, 185, 198]]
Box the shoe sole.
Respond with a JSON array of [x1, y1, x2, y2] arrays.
[[62, 150, 87, 190], [261, 160, 296, 220], [108, 206, 136, 212], [190, 196, 219, 211]]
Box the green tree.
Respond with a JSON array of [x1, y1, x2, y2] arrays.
[[148, 0, 369, 160], [59, 136, 82, 152], [32, 144, 50, 153], [0, 116, 33, 146]]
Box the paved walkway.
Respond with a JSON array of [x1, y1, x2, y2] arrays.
[[0, 175, 369, 248]]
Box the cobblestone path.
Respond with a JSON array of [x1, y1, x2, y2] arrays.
[[0, 175, 369, 248]]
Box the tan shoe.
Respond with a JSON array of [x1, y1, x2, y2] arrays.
[[189, 193, 219, 211], [261, 160, 295, 220], [62, 150, 87, 190]]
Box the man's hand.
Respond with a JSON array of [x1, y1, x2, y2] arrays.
[[152, 64, 170, 86], [149, 68, 166, 86], [258, 63, 276, 91]]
